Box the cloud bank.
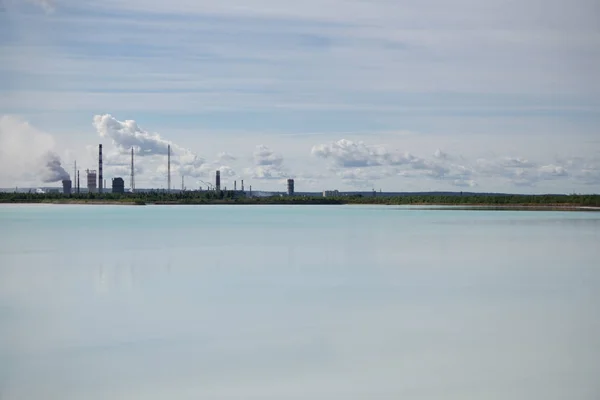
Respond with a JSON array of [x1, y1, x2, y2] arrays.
[[311, 138, 600, 190]]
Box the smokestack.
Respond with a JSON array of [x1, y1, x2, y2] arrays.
[[167, 144, 171, 193], [77, 170, 80, 193], [241, 180, 244, 191], [234, 180, 237, 191], [98, 144, 103, 193], [215, 170, 221, 191], [130, 147, 135, 193]]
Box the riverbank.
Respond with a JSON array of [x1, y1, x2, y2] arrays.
[[2, 192, 599, 208], [2, 198, 600, 211]]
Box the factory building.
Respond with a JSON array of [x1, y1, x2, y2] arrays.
[[86, 169, 97, 193], [287, 179, 294, 196], [98, 144, 103, 193], [323, 190, 340, 197], [112, 177, 125, 194], [62, 180, 72, 195]]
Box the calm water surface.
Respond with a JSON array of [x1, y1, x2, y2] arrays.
[[1, 204, 599, 399]]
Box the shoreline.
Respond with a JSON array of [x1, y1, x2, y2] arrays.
[[1, 200, 599, 211]]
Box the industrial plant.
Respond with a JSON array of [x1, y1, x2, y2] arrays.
[[27, 142, 294, 198]]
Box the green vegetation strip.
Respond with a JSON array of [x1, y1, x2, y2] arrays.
[[1, 192, 599, 208]]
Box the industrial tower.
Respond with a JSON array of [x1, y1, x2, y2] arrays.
[[167, 144, 171, 192], [130, 147, 135, 193], [98, 144, 103, 193]]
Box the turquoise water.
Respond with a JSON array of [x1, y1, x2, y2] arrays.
[[1, 204, 599, 399]]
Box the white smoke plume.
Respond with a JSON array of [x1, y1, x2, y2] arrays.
[[92, 114, 208, 178], [0, 115, 56, 186], [40, 151, 70, 183], [93, 114, 176, 156]]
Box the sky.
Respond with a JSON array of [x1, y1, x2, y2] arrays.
[[0, 0, 599, 193]]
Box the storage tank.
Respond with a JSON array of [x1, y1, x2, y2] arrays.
[[62, 180, 72, 195]]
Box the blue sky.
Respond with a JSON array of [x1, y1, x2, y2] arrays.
[[0, 0, 599, 192]]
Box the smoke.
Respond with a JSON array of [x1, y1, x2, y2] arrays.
[[93, 114, 178, 156], [92, 114, 208, 177], [40, 151, 70, 183], [0, 115, 56, 186]]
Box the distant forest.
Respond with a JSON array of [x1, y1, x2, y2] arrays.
[[1, 191, 599, 207]]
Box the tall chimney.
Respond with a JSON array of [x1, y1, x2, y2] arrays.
[[234, 180, 237, 191], [77, 170, 80, 193], [98, 144, 103, 193], [215, 170, 221, 191], [167, 144, 171, 192], [241, 180, 244, 191], [130, 147, 135, 193]]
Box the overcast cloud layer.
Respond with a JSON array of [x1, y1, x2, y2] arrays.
[[0, 0, 598, 193]]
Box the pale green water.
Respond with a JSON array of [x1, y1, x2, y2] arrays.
[[1, 204, 599, 399]]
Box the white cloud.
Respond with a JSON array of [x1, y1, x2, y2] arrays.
[[216, 152, 236, 162], [311, 139, 477, 187], [473, 158, 574, 187], [309, 137, 600, 190], [253, 145, 283, 167], [245, 145, 288, 180], [538, 164, 568, 178], [244, 165, 285, 180], [311, 139, 412, 168]]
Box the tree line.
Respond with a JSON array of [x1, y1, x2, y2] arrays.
[[0, 191, 598, 206]]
